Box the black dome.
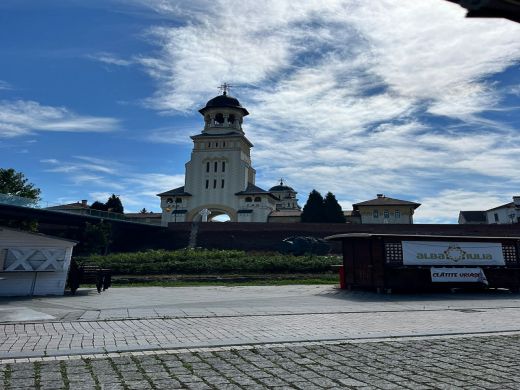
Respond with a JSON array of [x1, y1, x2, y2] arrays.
[[199, 93, 249, 116], [269, 185, 295, 192]]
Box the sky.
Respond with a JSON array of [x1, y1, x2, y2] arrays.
[[0, 0, 519, 223]]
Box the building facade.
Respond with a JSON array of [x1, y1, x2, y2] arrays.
[[352, 194, 420, 224], [158, 91, 300, 225]]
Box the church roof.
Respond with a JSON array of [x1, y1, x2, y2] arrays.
[[199, 93, 249, 116], [235, 183, 278, 199], [156, 186, 192, 197]]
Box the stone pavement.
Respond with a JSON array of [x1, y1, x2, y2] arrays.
[[2, 286, 520, 388], [2, 334, 520, 389]]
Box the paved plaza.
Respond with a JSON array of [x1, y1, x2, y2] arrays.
[[2, 285, 520, 388]]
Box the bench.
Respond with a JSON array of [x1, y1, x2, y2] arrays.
[[67, 258, 112, 294]]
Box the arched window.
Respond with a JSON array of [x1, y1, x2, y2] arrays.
[[245, 197, 252, 202], [222, 161, 226, 172], [175, 198, 182, 203], [206, 162, 210, 172], [215, 113, 224, 124], [228, 114, 235, 124], [214, 161, 218, 172], [254, 197, 261, 202]]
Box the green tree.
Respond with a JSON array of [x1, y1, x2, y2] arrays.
[[0, 168, 41, 203], [80, 222, 112, 255], [0, 168, 40, 231], [301, 190, 325, 222], [106, 194, 124, 214], [90, 201, 108, 211], [323, 192, 346, 223]]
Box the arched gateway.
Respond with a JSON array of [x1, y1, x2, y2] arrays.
[[158, 87, 299, 225]]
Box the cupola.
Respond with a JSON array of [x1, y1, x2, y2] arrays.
[[198, 83, 249, 134]]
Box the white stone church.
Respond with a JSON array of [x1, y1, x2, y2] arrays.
[[157, 88, 300, 225]]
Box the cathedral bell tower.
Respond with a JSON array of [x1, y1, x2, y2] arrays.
[[158, 84, 277, 224]]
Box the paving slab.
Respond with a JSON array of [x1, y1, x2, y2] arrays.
[[3, 285, 520, 322]]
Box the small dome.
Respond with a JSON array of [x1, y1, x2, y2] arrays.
[[269, 184, 295, 192], [199, 93, 249, 116]]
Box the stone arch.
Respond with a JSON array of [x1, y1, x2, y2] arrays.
[[186, 204, 238, 222]]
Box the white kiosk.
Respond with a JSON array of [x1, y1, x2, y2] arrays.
[[0, 227, 77, 296]]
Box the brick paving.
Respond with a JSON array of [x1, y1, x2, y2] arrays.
[[2, 335, 520, 389], [1, 307, 520, 359], [3, 286, 520, 387]]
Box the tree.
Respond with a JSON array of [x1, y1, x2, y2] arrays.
[[0, 168, 41, 202], [301, 190, 325, 223], [140, 208, 148, 214], [323, 192, 346, 223], [80, 222, 112, 255], [106, 194, 124, 214], [90, 201, 108, 211], [0, 168, 40, 231]]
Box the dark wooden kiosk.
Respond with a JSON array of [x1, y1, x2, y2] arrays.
[[326, 233, 520, 293]]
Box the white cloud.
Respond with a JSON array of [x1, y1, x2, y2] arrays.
[[416, 190, 509, 224], [127, 0, 520, 222], [0, 100, 119, 138], [0, 80, 12, 91], [41, 156, 184, 212], [86, 52, 134, 67]]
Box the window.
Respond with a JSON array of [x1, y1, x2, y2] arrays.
[[213, 179, 217, 189], [384, 210, 389, 219], [221, 179, 225, 188], [395, 210, 400, 218], [175, 198, 182, 203], [222, 161, 225, 172], [228, 114, 235, 124], [245, 197, 252, 202], [373, 210, 379, 218], [214, 161, 218, 172], [223, 141, 226, 147], [207, 142, 210, 148], [254, 197, 261, 202], [206, 162, 210, 173], [215, 113, 224, 124], [216, 142, 218, 147], [205, 180, 209, 189], [494, 213, 499, 222]]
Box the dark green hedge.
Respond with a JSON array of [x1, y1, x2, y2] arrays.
[[77, 249, 341, 275]]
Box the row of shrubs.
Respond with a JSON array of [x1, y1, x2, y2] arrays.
[[77, 249, 341, 275]]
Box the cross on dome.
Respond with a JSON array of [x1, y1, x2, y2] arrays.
[[218, 82, 232, 96]]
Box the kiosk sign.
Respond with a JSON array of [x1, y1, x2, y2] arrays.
[[402, 241, 504, 266], [430, 267, 488, 284]]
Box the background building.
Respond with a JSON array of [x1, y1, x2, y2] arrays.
[[352, 194, 420, 224], [459, 196, 520, 224]]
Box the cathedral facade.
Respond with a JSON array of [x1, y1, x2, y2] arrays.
[[158, 89, 300, 225]]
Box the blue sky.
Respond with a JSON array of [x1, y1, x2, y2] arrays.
[[0, 0, 519, 222]]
